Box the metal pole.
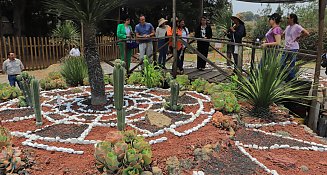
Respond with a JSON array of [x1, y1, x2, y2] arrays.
[[308, 0, 326, 131], [172, 0, 178, 77]]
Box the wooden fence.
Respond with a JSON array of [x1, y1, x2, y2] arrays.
[[0, 36, 122, 72]]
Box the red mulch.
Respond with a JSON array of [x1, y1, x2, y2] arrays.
[[2, 117, 53, 132], [248, 149, 327, 175]]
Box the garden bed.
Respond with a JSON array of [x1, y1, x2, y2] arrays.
[[1, 85, 327, 175]]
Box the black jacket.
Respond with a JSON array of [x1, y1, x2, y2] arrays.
[[195, 25, 212, 46], [227, 24, 246, 43]]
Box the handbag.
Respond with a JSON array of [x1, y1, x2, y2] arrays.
[[126, 40, 138, 49]]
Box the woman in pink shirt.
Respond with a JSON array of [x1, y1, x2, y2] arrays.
[[282, 13, 309, 81], [262, 13, 283, 48]]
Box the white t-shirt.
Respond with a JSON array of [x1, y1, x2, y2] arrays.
[[182, 27, 189, 48], [69, 48, 81, 57]]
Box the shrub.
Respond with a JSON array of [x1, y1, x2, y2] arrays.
[[191, 78, 208, 93], [127, 72, 143, 85], [212, 91, 240, 113], [234, 49, 312, 117], [0, 83, 22, 102], [60, 56, 88, 86], [40, 72, 68, 90], [94, 130, 152, 174], [176, 75, 190, 91], [127, 56, 164, 88], [84, 74, 111, 86]]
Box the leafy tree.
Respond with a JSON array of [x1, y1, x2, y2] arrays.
[[251, 4, 272, 41], [45, 0, 125, 105], [239, 11, 255, 21]]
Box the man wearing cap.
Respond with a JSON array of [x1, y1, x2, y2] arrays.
[[155, 18, 169, 68], [135, 15, 155, 65], [226, 14, 246, 69], [282, 13, 309, 81], [2, 52, 24, 87]]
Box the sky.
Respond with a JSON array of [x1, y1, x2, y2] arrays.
[[231, 0, 279, 14]]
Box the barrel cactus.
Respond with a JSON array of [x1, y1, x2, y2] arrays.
[[31, 79, 42, 126], [113, 59, 125, 131], [94, 131, 152, 174]]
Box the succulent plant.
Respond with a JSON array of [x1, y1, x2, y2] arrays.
[[40, 72, 68, 90], [176, 75, 190, 91], [0, 84, 22, 102], [0, 146, 26, 174], [0, 127, 11, 147], [212, 91, 240, 113], [191, 78, 208, 93], [94, 130, 152, 175]]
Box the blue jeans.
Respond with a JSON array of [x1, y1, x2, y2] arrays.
[[281, 49, 298, 81], [8, 75, 19, 87], [158, 39, 168, 67]]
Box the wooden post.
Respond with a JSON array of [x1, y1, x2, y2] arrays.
[[237, 45, 243, 71], [251, 41, 256, 70], [172, 0, 178, 77], [308, 0, 326, 131], [123, 41, 129, 74], [153, 40, 158, 64]]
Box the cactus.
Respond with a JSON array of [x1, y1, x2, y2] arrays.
[[31, 79, 42, 126], [164, 80, 183, 111], [16, 72, 34, 107], [0, 127, 11, 147], [113, 59, 125, 131]]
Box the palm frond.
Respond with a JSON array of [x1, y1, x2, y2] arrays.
[[44, 0, 126, 24], [52, 20, 80, 47]]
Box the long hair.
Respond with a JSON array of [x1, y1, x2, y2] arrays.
[[199, 16, 207, 26], [290, 13, 298, 24]]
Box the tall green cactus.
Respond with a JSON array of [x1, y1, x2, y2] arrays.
[[164, 80, 183, 111], [31, 79, 42, 126], [170, 80, 179, 108], [113, 59, 125, 131], [16, 72, 34, 107]]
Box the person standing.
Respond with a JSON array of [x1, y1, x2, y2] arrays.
[[69, 45, 81, 57], [282, 13, 309, 81], [155, 18, 169, 69], [195, 16, 212, 70], [179, 19, 189, 73], [262, 13, 283, 48], [226, 14, 246, 68], [135, 15, 155, 64], [167, 18, 183, 74], [2, 52, 24, 87], [117, 16, 133, 69]]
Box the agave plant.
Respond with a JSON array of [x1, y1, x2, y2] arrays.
[[234, 49, 312, 117], [52, 20, 80, 50]]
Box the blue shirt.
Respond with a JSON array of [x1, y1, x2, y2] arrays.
[[135, 23, 154, 43]]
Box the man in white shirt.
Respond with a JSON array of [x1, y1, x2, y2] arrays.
[[2, 52, 24, 87], [69, 45, 81, 57]]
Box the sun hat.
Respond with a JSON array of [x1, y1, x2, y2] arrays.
[[158, 18, 168, 27], [231, 13, 244, 24]]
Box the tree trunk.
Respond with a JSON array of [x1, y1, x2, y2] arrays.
[[83, 23, 107, 106], [13, 0, 26, 36]]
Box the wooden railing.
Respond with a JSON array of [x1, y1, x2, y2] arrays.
[[0, 36, 123, 72]]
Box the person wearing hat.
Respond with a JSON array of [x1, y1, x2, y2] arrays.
[[262, 13, 283, 48], [155, 18, 169, 69], [226, 14, 246, 69]]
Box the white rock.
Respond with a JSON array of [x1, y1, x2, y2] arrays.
[[253, 145, 259, 149], [279, 145, 290, 149], [271, 170, 279, 175], [192, 171, 198, 175], [197, 171, 205, 175]]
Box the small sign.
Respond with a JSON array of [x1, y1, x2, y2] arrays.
[[215, 43, 222, 49]]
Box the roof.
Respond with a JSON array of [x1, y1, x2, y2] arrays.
[[236, 0, 313, 3]]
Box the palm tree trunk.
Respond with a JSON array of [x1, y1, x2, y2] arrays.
[[83, 23, 106, 105]]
